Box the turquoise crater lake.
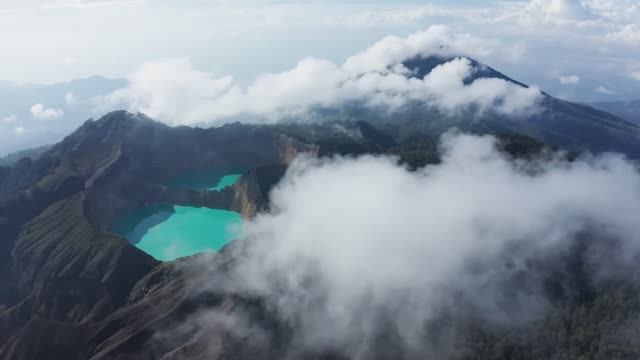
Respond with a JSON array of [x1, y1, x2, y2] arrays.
[[168, 167, 246, 191], [112, 168, 245, 261]]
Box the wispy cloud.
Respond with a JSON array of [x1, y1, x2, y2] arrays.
[[594, 85, 616, 95], [1, 114, 17, 124], [559, 74, 580, 85]]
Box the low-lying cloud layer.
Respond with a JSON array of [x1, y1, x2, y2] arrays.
[[103, 26, 542, 126], [196, 133, 640, 357]]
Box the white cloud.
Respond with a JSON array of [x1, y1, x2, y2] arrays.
[[510, 0, 595, 28], [65, 92, 77, 105], [103, 58, 237, 125], [594, 85, 616, 94], [30, 103, 64, 120], [606, 24, 640, 44], [631, 71, 640, 81], [559, 74, 580, 85], [102, 26, 541, 126], [200, 132, 640, 355], [1, 114, 17, 124], [541, 0, 593, 20], [13, 126, 25, 135], [342, 25, 496, 74]]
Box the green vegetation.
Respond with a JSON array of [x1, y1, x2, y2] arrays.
[[0, 145, 51, 167], [459, 286, 640, 359]]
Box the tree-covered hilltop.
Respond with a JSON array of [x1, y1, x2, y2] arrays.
[[0, 144, 51, 167]]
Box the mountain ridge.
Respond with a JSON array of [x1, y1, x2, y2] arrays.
[[2, 55, 640, 358], [589, 99, 640, 126]]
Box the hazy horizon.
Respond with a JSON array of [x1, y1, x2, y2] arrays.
[[1, 0, 639, 155]]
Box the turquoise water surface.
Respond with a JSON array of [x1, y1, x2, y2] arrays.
[[168, 167, 245, 191], [113, 169, 245, 261], [119, 205, 242, 261]]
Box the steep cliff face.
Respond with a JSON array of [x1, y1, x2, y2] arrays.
[[0, 112, 321, 359], [12, 194, 158, 322], [0, 193, 158, 360], [76, 114, 316, 230], [276, 133, 320, 164], [1, 241, 278, 360], [231, 166, 288, 218], [231, 177, 262, 219]]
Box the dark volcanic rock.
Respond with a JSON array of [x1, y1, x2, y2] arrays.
[[231, 165, 288, 218], [0, 109, 345, 360], [0, 111, 320, 360], [2, 108, 640, 359], [12, 193, 157, 323]]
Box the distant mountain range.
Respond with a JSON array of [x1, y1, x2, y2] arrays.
[[2, 57, 639, 159], [588, 99, 640, 126]]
